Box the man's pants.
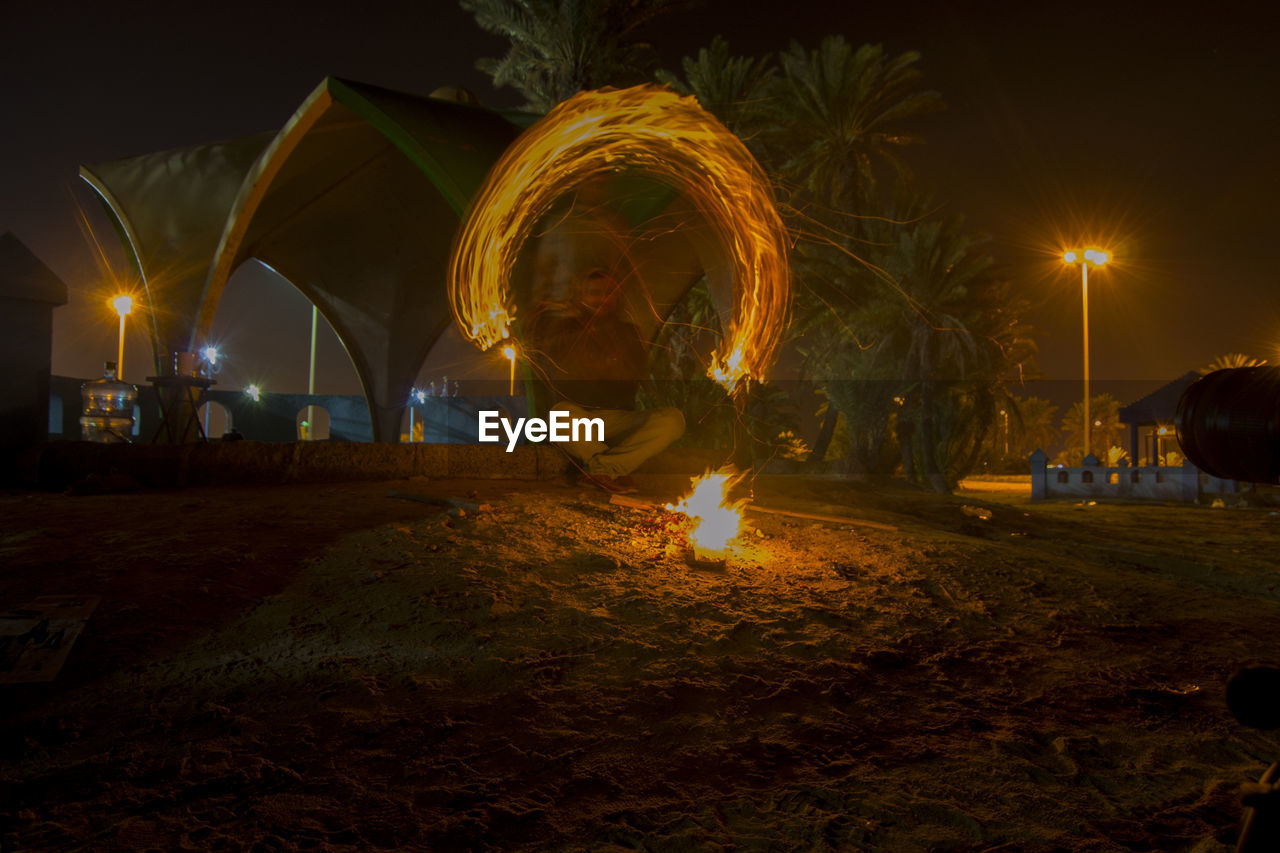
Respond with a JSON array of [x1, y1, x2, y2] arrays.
[[551, 402, 685, 476]]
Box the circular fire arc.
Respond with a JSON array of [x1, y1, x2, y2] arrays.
[[446, 85, 791, 391]]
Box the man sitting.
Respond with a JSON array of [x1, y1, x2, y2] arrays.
[[528, 267, 684, 493]]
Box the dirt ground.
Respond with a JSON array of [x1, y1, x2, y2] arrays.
[[3, 473, 1280, 851]]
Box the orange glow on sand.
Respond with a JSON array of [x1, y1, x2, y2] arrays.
[[666, 467, 749, 557], [447, 85, 790, 393]]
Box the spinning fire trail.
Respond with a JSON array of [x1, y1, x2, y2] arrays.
[[446, 84, 791, 393]]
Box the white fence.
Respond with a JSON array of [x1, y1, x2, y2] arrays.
[[1029, 450, 1239, 502]]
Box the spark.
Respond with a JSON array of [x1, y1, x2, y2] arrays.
[[447, 85, 791, 392]]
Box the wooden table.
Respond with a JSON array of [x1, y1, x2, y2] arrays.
[[145, 375, 214, 443]]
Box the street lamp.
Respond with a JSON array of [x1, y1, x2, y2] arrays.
[[502, 344, 517, 396], [1063, 247, 1111, 459], [111, 294, 133, 379], [200, 346, 220, 436], [409, 387, 426, 442]]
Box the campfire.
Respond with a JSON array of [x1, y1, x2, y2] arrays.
[[666, 467, 749, 559]]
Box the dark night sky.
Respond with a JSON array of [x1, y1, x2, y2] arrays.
[[5, 0, 1279, 403]]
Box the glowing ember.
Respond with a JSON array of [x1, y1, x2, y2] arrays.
[[447, 85, 790, 391], [666, 467, 749, 556]]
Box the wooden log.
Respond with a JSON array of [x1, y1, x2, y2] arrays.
[[607, 492, 897, 531], [608, 493, 659, 510], [745, 504, 898, 531]]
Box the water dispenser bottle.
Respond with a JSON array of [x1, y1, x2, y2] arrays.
[[80, 361, 137, 442]]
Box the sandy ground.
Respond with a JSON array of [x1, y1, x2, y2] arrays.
[[3, 473, 1280, 851]]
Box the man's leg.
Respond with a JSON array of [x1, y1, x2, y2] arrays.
[[550, 403, 685, 477], [551, 402, 615, 469], [586, 407, 685, 476]]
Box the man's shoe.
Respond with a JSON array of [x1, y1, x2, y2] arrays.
[[579, 473, 638, 494], [615, 475, 638, 491]]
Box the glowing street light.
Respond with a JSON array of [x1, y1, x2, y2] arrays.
[[246, 384, 262, 402], [111, 294, 133, 379], [1063, 247, 1111, 459], [502, 343, 517, 396], [198, 346, 221, 436], [306, 304, 318, 441], [408, 387, 427, 443]]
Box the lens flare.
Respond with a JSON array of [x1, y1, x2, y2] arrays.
[[447, 85, 790, 392], [666, 467, 749, 556]]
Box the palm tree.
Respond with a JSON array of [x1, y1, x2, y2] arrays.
[[461, 0, 685, 112], [799, 207, 1033, 492], [756, 39, 946, 481], [1199, 352, 1267, 375], [655, 36, 776, 144], [767, 36, 943, 209], [657, 35, 947, 475], [1056, 394, 1125, 466], [878, 219, 1000, 493], [1008, 396, 1060, 462]]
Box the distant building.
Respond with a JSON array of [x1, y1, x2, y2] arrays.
[[1118, 371, 1199, 466], [0, 233, 67, 482]]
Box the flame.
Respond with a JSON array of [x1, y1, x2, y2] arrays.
[[708, 344, 746, 390], [666, 467, 749, 556], [447, 85, 790, 389]]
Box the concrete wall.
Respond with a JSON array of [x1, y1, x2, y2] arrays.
[[3, 301, 60, 451], [1, 234, 67, 482], [15, 440, 729, 491], [1029, 450, 1237, 502], [49, 376, 528, 446]]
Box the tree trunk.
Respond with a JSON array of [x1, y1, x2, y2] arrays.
[[917, 348, 950, 494], [842, 430, 872, 483], [808, 405, 839, 464], [897, 415, 916, 484]]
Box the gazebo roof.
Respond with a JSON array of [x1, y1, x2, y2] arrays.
[[0, 232, 68, 306], [81, 78, 528, 441], [1118, 371, 1201, 425]]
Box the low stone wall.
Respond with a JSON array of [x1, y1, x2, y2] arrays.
[[1029, 450, 1238, 502], [15, 441, 734, 491]]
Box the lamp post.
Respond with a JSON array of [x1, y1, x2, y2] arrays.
[[1062, 248, 1111, 460], [306, 305, 318, 440], [111, 294, 133, 379], [502, 344, 517, 396], [201, 346, 219, 436], [409, 387, 426, 443]]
